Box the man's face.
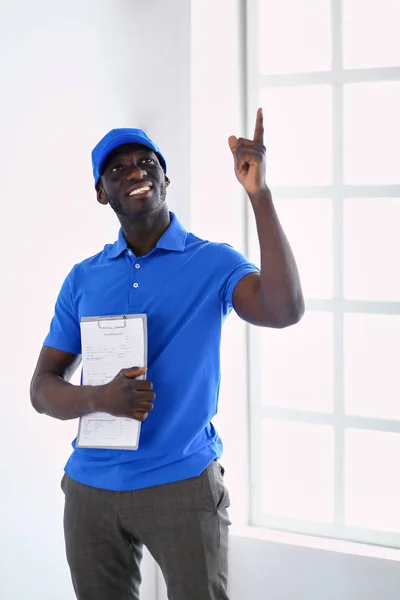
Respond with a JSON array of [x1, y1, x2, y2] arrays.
[[97, 143, 168, 219]]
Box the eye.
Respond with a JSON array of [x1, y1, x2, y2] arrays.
[[111, 164, 123, 173], [139, 157, 156, 165]]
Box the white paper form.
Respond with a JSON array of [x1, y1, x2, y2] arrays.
[[76, 314, 147, 450]]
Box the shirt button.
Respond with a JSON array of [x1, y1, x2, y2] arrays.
[[135, 263, 140, 269], [133, 282, 139, 288]]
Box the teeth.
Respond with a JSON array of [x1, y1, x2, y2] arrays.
[[129, 186, 150, 196]]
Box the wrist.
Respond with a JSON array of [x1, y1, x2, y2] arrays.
[[248, 186, 273, 210], [87, 384, 107, 414], [248, 186, 272, 205]]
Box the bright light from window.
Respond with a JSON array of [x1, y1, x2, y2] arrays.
[[259, 0, 331, 74], [344, 82, 400, 185], [249, 0, 400, 548], [261, 311, 333, 413], [343, 0, 400, 69], [344, 314, 400, 421], [260, 86, 332, 186], [344, 198, 400, 301], [345, 429, 400, 532], [275, 198, 333, 299], [262, 419, 334, 522]]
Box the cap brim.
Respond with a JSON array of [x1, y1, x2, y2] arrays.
[[97, 134, 166, 178]]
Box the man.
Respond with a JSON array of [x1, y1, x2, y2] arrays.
[[30, 109, 304, 600]]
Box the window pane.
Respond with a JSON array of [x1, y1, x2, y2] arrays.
[[261, 86, 332, 186], [261, 312, 333, 412], [344, 82, 400, 185], [344, 198, 400, 301], [262, 420, 334, 522], [344, 314, 400, 420], [276, 198, 333, 298], [343, 0, 400, 69], [259, 0, 331, 74], [345, 429, 400, 532]]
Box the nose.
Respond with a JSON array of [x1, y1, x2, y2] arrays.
[[126, 163, 147, 181]]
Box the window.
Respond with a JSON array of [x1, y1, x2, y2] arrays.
[[246, 0, 400, 547]]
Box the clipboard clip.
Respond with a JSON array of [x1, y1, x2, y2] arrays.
[[97, 316, 127, 329]]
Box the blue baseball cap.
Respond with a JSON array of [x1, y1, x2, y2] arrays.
[[91, 128, 167, 185]]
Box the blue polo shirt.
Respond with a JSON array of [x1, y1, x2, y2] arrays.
[[44, 213, 259, 491]]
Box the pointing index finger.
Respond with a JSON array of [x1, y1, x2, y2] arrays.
[[253, 107, 264, 144]]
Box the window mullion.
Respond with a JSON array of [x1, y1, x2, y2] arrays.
[[331, 0, 346, 532]]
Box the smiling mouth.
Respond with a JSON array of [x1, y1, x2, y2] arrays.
[[128, 185, 151, 196]]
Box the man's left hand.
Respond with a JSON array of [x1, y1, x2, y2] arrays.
[[228, 108, 268, 198]]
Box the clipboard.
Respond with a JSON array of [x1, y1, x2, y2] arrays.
[[76, 313, 148, 450]]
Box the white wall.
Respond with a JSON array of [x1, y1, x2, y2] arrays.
[[229, 533, 400, 600], [190, 0, 250, 529], [0, 1, 190, 599]]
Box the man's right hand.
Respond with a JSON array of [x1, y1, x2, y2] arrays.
[[98, 366, 155, 421]]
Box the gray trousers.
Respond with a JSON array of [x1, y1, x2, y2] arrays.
[[61, 461, 231, 600]]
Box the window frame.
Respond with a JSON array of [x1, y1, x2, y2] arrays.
[[245, 0, 400, 547]]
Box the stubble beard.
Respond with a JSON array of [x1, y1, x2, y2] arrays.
[[108, 182, 167, 218]]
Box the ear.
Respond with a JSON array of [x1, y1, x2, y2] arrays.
[[96, 180, 108, 205], [165, 175, 171, 187]]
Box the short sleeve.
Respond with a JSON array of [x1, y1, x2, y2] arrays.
[[214, 243, 260, 314], [43, 267, 82, 354]]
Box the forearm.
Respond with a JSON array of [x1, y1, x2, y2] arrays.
[[30, 374, 103, 421], [250, 188, 304, 325]]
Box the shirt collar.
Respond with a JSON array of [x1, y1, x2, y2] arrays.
[[107, 212, 187, 259]]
